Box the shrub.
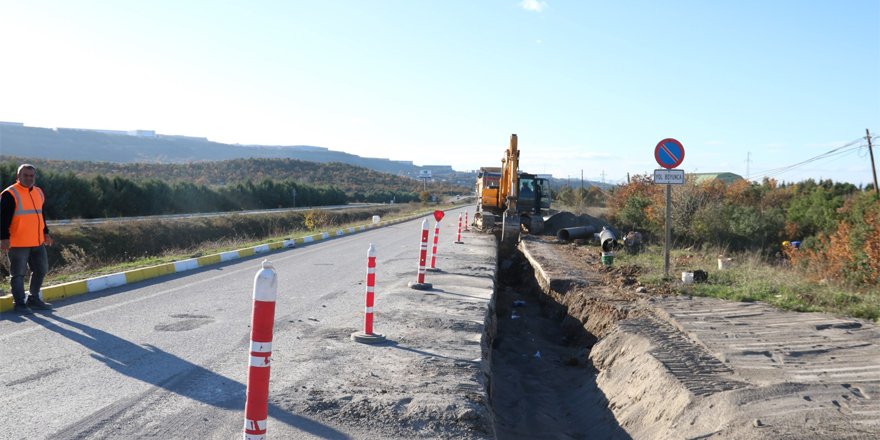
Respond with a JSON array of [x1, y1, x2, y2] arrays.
[[789, 192, 880, 286], [304, 209, 333, 231]]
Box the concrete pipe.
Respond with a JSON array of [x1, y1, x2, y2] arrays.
[[556, 226, 597, 241]]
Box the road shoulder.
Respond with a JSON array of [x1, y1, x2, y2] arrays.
[[265, 228, 497, 439]]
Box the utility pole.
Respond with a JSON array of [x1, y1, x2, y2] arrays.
[[600, 170, 606, 184], [867, 129, 878, 196], [746, 152, 752, 180], [580, 169, 584, 189]]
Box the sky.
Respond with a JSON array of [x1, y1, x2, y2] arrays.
[[1, 0, 878, 185]]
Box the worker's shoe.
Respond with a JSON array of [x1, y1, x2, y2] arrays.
[[26, 296, 52, 310], [13, 303, 33, 315]]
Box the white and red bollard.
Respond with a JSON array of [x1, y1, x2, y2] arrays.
[[351, 244, 386, 344], [408, 219, 433, 290], [244, 260, 277, 440], [464, 210, 470, 231], [427, 220, 441, 272], [455, 213, 464, 244]]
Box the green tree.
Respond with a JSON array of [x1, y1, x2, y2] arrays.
[[786, 186, 843, 238], [618, 195, 653, 233]]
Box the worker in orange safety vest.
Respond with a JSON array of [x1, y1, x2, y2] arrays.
[[1, 164, 54, 314]]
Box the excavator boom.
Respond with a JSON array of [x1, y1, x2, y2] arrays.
[[499, 134, 521, 247], [500, 134, 519, 212]]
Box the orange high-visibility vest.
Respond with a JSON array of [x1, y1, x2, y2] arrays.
[[2, 182, 46, 247]]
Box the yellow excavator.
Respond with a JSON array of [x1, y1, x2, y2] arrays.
[[474, 134, 550, 247]]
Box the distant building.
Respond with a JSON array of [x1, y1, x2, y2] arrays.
[[422, 165, 455, 175], [690, 172, 745, 185], [57, 127, 128, 136], [292, 145, 328, 152], [57, 127, 158, 138], [128, 130, 156, 137], [158, 134, 209, 142]]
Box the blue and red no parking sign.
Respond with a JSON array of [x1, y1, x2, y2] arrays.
[[654, 138, 685, 169]]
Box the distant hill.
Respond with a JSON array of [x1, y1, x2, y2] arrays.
[[547, 178, 614, 191], [0, 156, 469, 197], [0, 123, 610, 190], [0, 123, 456, 178]]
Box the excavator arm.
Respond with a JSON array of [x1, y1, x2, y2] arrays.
[[500, 134, 520, 212], [475, 133, 546, 249], [500, 134, 522, 248]]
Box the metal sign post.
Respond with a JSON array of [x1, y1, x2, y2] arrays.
[[654, 138, 686, 279], [418, 170, 432, 192], [664, 184, 672, 278]]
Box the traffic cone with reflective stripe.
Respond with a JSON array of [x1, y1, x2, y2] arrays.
[[352, 244, 385, 344], [427, 221, 441, 272], [408, 219, 433, 290], [244, 260, 277, 440]]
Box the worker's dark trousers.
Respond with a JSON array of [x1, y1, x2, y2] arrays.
[[7, 245, 48, 305]]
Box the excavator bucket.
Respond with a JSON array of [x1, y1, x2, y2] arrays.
[[501, 210, 521, 251], [474, 212, 496, 230]]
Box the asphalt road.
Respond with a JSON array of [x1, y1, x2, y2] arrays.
[[0, 206, 494, 439]]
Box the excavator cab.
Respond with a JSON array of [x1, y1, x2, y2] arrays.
[[513, 174, 549, 235], [516, 175, 550, 217]]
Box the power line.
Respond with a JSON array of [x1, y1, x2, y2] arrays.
[[752, 138, 861, 176], [759, 145, 863, 180], [748, 136, 877, 181]]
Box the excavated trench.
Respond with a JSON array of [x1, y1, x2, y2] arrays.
[[485, 249, 631, 439]]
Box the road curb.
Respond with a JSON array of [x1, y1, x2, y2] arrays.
[[0, 207, 464, 313]]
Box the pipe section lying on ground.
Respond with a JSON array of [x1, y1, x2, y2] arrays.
[[556, 226, 597, 241]]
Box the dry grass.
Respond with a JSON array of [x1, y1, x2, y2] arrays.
[[617, 245, 880, 323]]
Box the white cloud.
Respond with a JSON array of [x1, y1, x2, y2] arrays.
[[519, 0, 548, 12]]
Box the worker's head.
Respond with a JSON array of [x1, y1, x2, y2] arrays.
[[16, 164, 36, 188]]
